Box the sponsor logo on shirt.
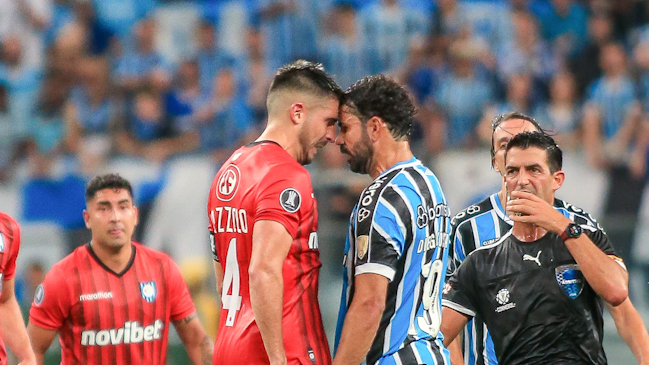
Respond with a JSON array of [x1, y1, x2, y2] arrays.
[[495, 288, 516, 313], [279, 188, 301, 213], [81, 320, 164, 346], [34, 284, 44, 305], [79, 291, 113, 301], [555, 264, 584, 299], [140, 281, 157, 303], [216, 164, 241, 202], [523, 251, 542, 266]]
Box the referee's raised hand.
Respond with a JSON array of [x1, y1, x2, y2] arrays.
[[506, 190, 572, 235]]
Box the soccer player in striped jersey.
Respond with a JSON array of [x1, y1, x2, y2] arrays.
[[27, 174, 212, 365], [0, 212, 36, 365], [444, 112, 649, 365], [333, 75, 451, 365]]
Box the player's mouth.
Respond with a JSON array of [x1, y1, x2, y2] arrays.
[[108, 228, 124, 236]]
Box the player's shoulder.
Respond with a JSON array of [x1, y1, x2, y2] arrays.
[[451, 194, 496, 228], [133, 242, 173, 264], [0, 211, 19, 238], [465, 230, 511, 263], [553, 198, 602, 228]]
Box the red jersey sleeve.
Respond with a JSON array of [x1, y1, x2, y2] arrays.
[[166, 258, 196, 322], [255, 166, 311, 238], [2, 215, 20, 281], [29, 265, 71, 330]]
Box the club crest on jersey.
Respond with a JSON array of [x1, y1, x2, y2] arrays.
[[34, 284, 44, 305], [356, 235, 369, 259], [139, 281, 157, 303], [555, 264, 584, 299], [216, 164, 241, 202], [279, 188, 301, 213]]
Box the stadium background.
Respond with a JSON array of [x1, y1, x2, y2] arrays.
[[1, 0, 648, 363]]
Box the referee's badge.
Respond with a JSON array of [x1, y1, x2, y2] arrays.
[[555, 264, 584, 299], [140, 281, 157, 303], [356, 235, 369, 259]]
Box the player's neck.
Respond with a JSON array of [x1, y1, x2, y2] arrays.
[[369, 141, 413, 179], [256, 124, 297, 158], [90, 240, 134, 273], [512, 223, 548, 242]]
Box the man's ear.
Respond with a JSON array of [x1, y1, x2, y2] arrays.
[[552, 170, 565, 191], [289, 102, 305, 125], [366, 116, 384, 142], [83, 209, 91, 229]]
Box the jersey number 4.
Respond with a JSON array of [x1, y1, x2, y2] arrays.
[[222, 238, 243, 326]]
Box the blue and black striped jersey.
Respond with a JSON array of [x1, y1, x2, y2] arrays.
[[447, 193, 612, 365], [335, 158, 451, 365]]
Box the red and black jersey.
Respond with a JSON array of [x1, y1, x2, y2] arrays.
[[207, 141, 330, 365], [29, 242, 196, 365], [0, 212, 22, 364]]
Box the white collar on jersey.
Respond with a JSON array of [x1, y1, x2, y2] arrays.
[[490, 192, 513, 226]]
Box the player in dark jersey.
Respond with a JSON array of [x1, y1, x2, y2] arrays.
[[0, 212, 36, 365], [333, 75, 451, 365], [441, 132, 629, 365], [208, 60, 342, 365], [27, 174, 212, 365], [446, 113, 649, 365]]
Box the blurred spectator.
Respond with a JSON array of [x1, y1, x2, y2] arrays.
[[63, 56, 116, 173], [70, 0, 116, 56], [533, 71, 581, 149], [0, 36, 43, 138], [241, 28, 272, 127], [634, 37, 649, 114], [478, 73, 534, 143], [114, 17, 171, 93], [430, 0, 465, 44], [195, 20, 236, 95], [16, 261, 45, 310], [358, 0, 428, 74], [195, 68, 253, 162], [254, 0, 319, 71], [609, 0, 649, 42], [430, 39, 493, 149], [583, 42, 649, 270], [44, 0, 74, 48], [532, 0, 588, 58], [397, 37, 448, 104], [320, 2, 368, 89], [496, 11, 558, 97], [114, 85, 199, 163], [92, 0, 156, 41], [167, 59, 204, 133], [569, 12, 613, 99], [0, 0, 52, 69]]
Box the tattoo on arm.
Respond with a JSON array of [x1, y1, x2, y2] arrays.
[[201, 334, 213, 365], [175, 312, 199, 326]]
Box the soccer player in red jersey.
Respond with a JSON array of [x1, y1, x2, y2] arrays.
[[0, 212, 37, 365], [27, 174, 212, 365], [207, 60, 342, 365]]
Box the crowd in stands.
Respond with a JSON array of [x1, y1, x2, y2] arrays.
[[4, 0, 649, 302]]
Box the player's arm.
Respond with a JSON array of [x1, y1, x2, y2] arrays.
[[606, 298, 649, 364], [507, 190, 628, 306], [0, 278, 36, 364], [173, 313, 213, 365], [26, 324, 57, 365], [440, 307, 470, 348], [332, 273, 388, 365], [249, 220, 292, 365]]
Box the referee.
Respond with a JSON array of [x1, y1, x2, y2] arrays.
[[441, 132, 629, 365]]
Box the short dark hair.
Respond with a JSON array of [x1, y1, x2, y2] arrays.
[[85, 174, 134, 202], [505, 131, 562, 173], [342, 74, 416, 141], [268, 60, 343, 102], [490, 112, 544, 161]]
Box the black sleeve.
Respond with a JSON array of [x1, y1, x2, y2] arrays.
[[442, 255, 479, 318]]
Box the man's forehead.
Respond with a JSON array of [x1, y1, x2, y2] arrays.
[[505, 146, 547, 165], [339, 107, 361, 124], [93, 188, 132, 201], [496, 119, 537, 137]]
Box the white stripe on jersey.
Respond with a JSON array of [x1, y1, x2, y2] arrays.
[[491, 212, 501, 242], [441, 299, 476, 317], [356, 263, 396, 281], [378, 194, 407, 251], [470, 219, 480, 248], [374, 221, 402, 257], [411, 342, 424, 364], [389, 182, 417, 241]]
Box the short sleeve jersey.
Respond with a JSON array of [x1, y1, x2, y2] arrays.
[[335, 158, 452, 365], [447, 194, 617, 365], [29, 242, 196, 365], [207, 141, 329, 365], [0, 212, 22, 364], [443, 216, 623, 365]]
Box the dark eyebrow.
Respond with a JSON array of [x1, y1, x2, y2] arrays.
[[524, 163, 543, 170]]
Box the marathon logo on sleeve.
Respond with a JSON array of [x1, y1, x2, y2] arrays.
[[81, 320, 164, 346]]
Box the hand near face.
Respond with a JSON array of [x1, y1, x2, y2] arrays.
[[506, 190, 571, 235]]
